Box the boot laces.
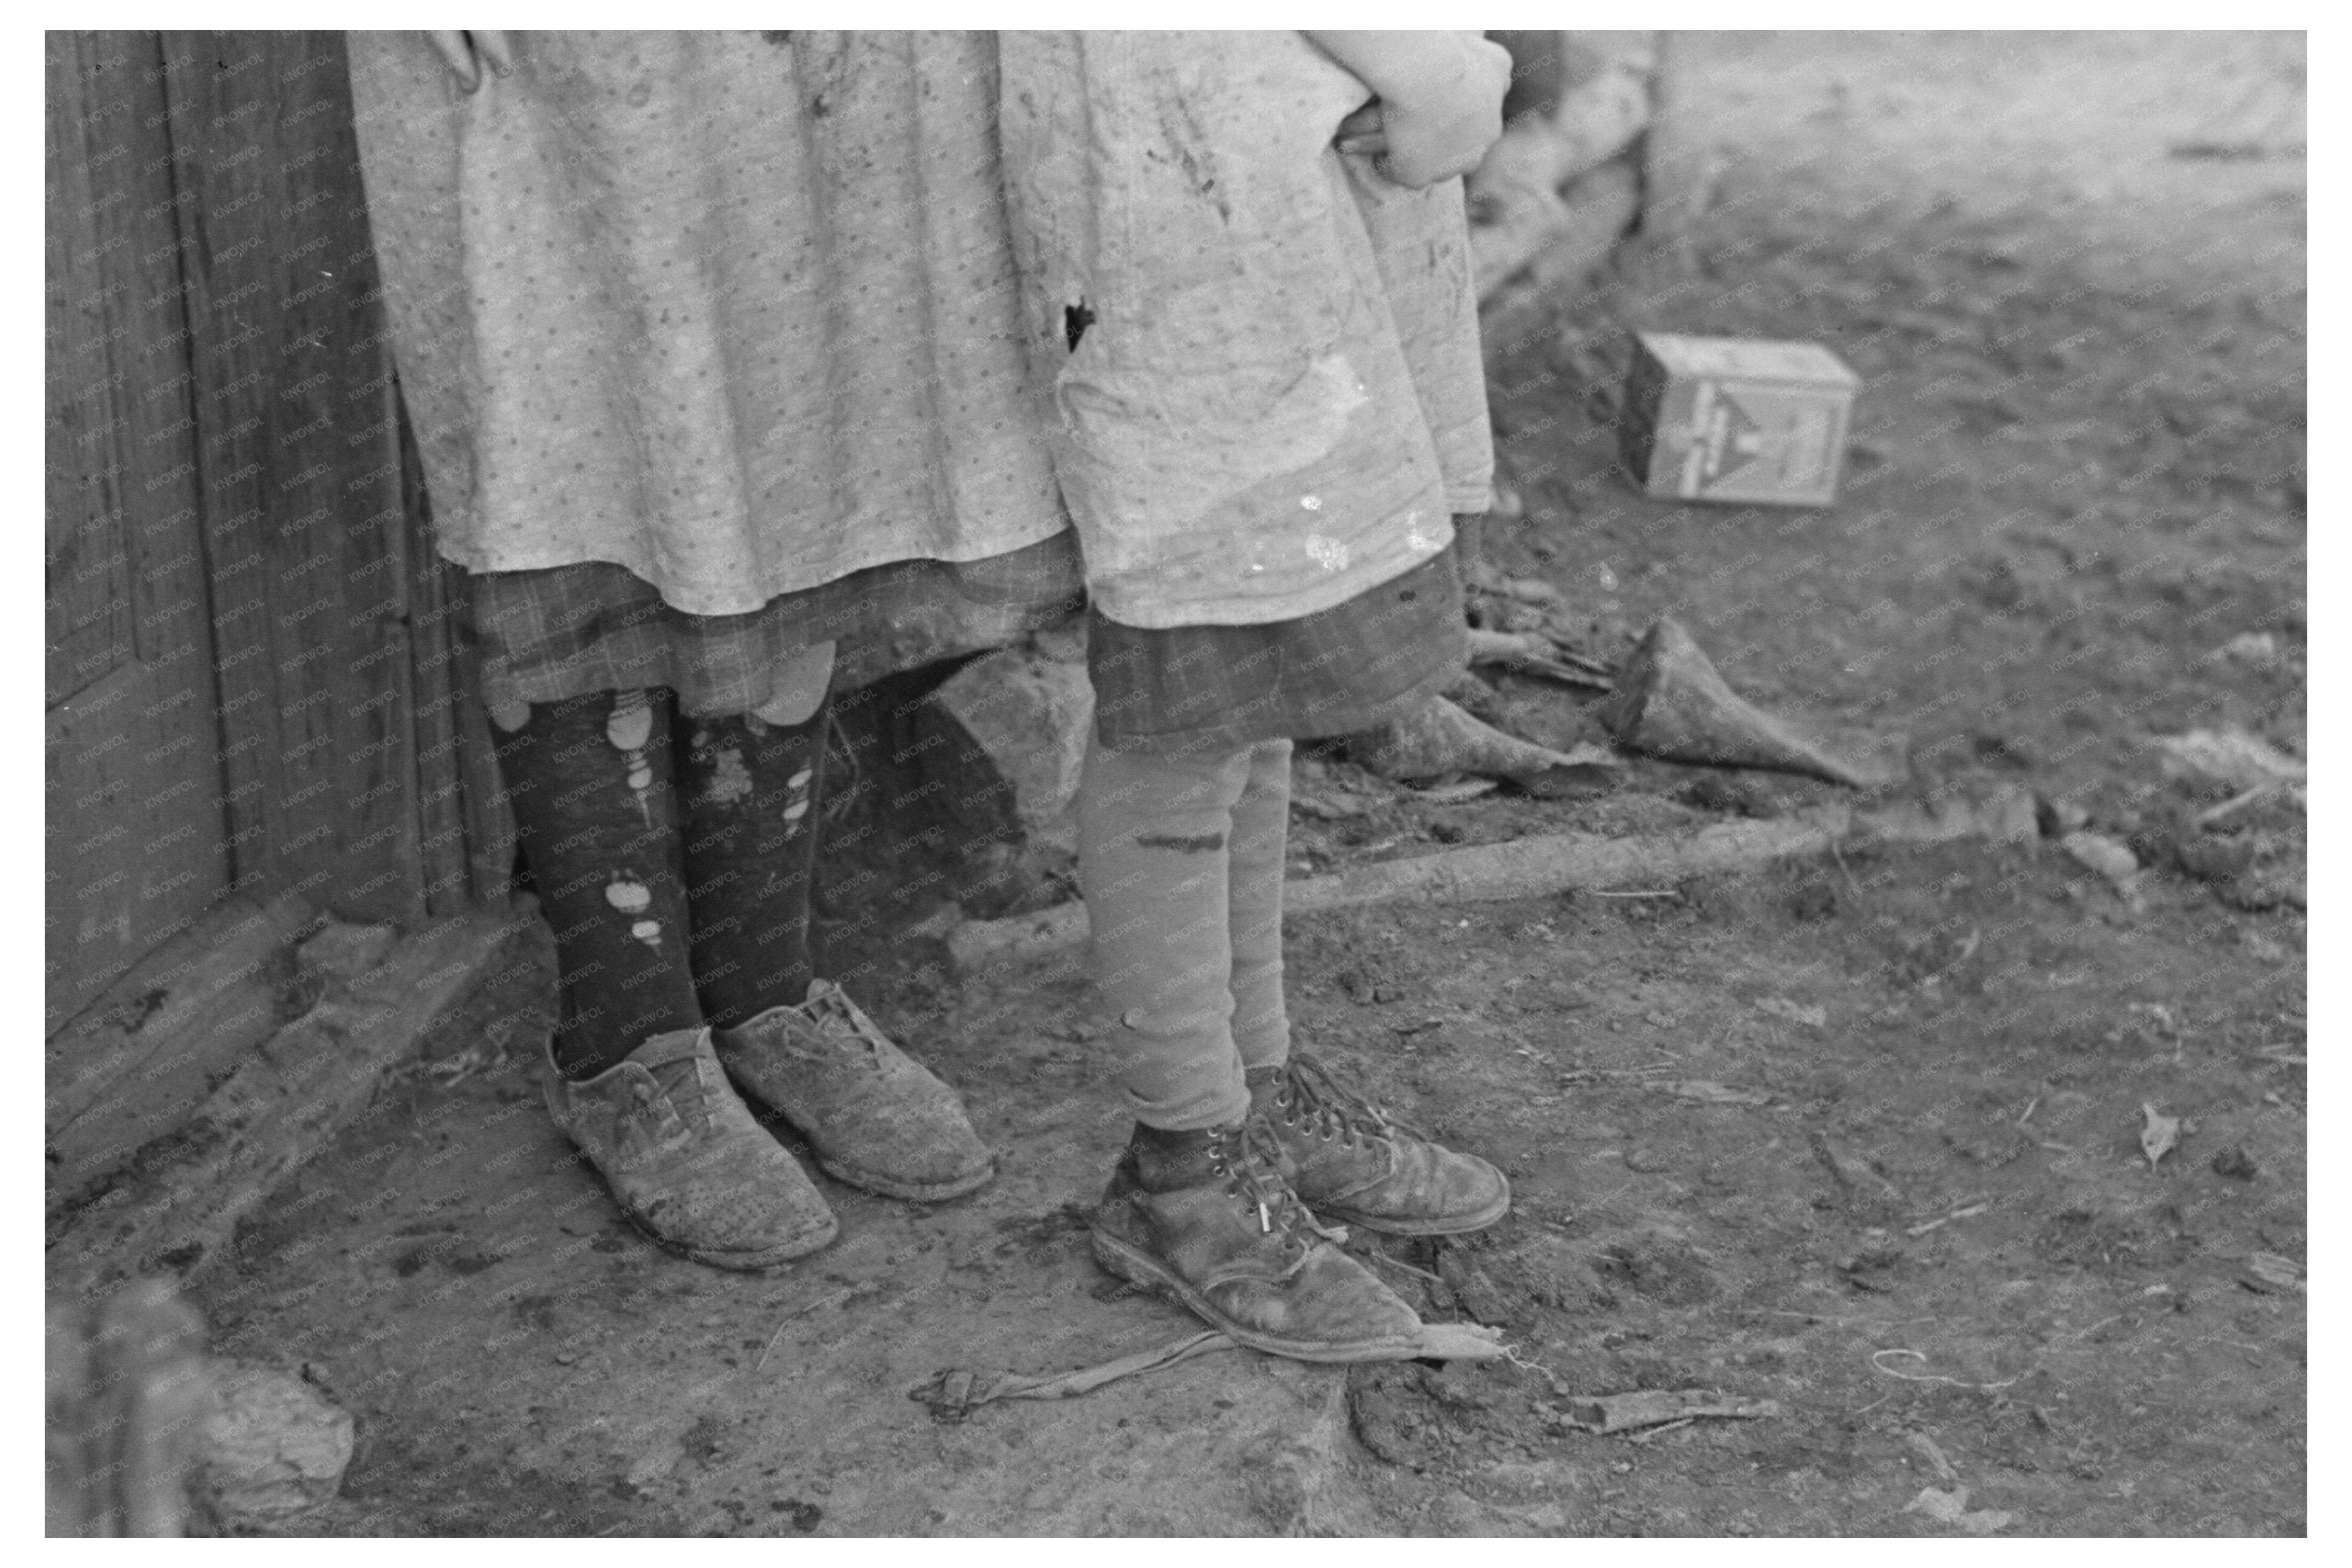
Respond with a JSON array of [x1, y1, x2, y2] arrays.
[[638, 1057, 708, 1127], [1208, 1119, 1344, 1249], [785, 988, 888, 1072], [1273, 1054, 1422, 1149]]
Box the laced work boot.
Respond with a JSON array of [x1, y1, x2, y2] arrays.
[[1090, 1119, 1425, 1363], [713, 979, 994, 1202], [1247, 1053, 1510, 1236], [543, 1026, 837, 1270]]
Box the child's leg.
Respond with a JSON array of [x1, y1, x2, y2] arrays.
[[493, 687, 703, 1079], [1077, 735, 1255, 1130], [1080, 733, 1423, 1359], [496, 686, 837, 1269], [682, 683, 994, 1205], [1225, 737, 1293, 1075], [675, 699, 828, 1029]]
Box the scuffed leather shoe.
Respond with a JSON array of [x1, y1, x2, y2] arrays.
[[1090, 1119, 1424, 1363], [544, 1026, 837, 1270], [714, 980, 993, 1202], [1248, 1054, 1510, 1236]]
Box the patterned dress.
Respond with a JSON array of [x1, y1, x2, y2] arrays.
[[348, 30, 1081, 714]]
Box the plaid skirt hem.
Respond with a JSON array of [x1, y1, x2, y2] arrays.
[[1087, 544, 1467, 755]]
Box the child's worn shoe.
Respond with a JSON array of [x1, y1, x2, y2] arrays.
[[713, 979, 994, 1202], [1247, 1054, 1510, 1236], [544, 1026, 838, 1270], [1090, 1119, 1425, 1363]]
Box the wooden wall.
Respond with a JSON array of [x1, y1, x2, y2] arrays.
[[45, 31, 511, 1034]]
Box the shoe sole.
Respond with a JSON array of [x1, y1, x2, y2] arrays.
[[1315, 1179, 1512, 1238], [814, 1153, 994, 1205], [617, 1207, 839, 1273], [1089, 1230, 1426, 1364]]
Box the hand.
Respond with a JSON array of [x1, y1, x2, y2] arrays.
[[426, 30, 514, 93], [1321, 34, 1512, 190], [1366, 36, 1512, 189]]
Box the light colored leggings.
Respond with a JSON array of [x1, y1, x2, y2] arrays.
[[1078, 734, 1294, 1130]]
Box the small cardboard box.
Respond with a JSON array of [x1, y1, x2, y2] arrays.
[[1618, 333, 1861, 508]]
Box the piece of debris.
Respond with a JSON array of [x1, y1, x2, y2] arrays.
[[948, 805, 1854, 972], [2195, 787, 2280, 830], [1350, 693, 1622, 797], [2205, 631, 2283, 669], [2061, 831, 2140, 889], [1406, 778, 1499, 805], [1756, 995, 1826, 1028], [1809, 1130, 1902, 1200], [1600, 619, 1909, 789], [1856, 782, 2039, 845], [1466, 627, 1614, 691], [2036, 793, 2092, 836], [1243, 1376, 1357, 1537], [1290, 790, 1376, 821], [2209, 1145, 2259, 1181], [2155, 727, 2306, 796], [199, 1363, 356, 1523], [2240, 1252, 2305, 1294], [1657, 1079, 1773, 1106], [1904, 1201, 1989, 1238], [1681, 772, 1783, 818], [907, 1323, 1507, 1422], [2169, 139, 2300, 159], [2138, 1103, 2182, 1170], [1555, 1388, 1781, 1436], [1903, 1484, 2014, 1535], [1472, 566, 1564, 607], [1905, 1430, 1962, 1485], [929, 636, 1096, 850]]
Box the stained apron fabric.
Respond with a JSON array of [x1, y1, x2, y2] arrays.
[[996, 31, 1496, 630], [347, 31, 1075, 626]]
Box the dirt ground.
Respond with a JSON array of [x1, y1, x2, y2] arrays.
[[188, 33, 2305, 1537]]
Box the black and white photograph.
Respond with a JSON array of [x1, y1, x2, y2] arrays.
[[44, 17, 2308, 1538]]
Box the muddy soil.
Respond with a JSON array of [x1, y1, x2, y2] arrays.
[[186, 32, 2304, 1537]]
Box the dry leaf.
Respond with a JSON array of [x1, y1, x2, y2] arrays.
[[2139, 1102, 2181, 1168]]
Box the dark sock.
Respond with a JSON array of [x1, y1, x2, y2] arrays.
[[497, 688, 704, 1079], [676, 702, 829, 1030]]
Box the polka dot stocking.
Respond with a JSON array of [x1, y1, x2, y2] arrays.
[[496, 688, 704, 1080], [676, 704, 831, 1030]]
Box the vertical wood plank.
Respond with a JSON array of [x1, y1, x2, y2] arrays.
[[45, 33, 143, 709], [398, 384, 473, 918], [45, 31, 233, 1026], [158, 30, 420, 925]]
